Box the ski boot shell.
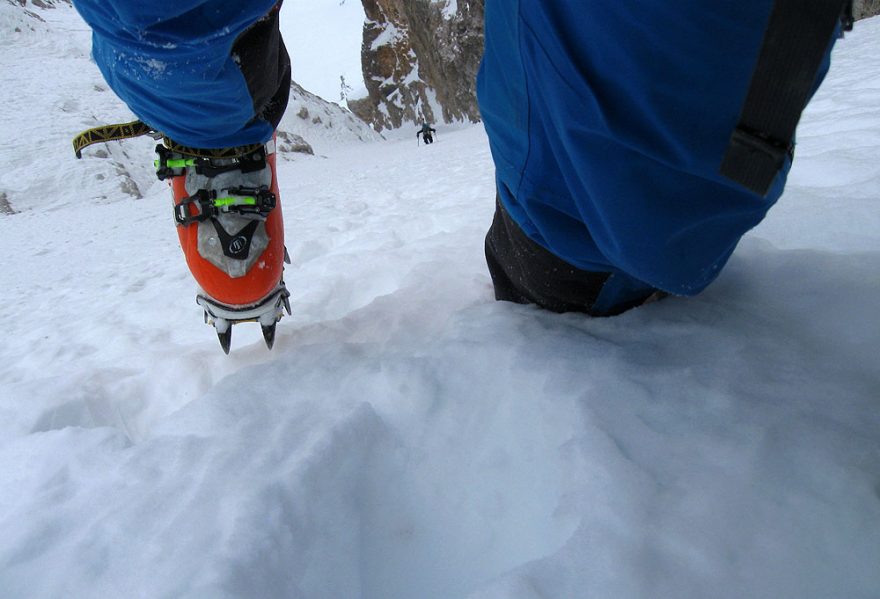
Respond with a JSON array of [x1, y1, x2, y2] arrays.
[[170, 148, 284, 306], [163, 139, 291, 352]]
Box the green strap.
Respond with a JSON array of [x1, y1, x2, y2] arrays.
[[154, 158, 196, 169], [214, 196, 257, 208]]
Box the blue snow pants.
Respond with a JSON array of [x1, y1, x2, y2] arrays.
[[72, 0, 288, 149], [478, 0, 837, 307]]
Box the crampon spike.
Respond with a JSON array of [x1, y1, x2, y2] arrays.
[[217, 327, 232, 354], [261, 323, 277, 350]]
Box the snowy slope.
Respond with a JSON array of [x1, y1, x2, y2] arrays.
[[279, 82, 384, 155], [1, 6, 879, 599]]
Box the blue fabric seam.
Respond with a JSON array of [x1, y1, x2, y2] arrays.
[[513, 0, 532, 206]]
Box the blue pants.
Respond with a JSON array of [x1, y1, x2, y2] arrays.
[[72, 0, 288, 149], [478, 0, 836, 304]]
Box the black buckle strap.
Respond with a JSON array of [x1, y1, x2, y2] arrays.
[[174, 186, 276, 227], [721, 127, 793, 198], [155, 145, 267, 181], [174, 189, 214, 226]]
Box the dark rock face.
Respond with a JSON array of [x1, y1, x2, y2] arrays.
[[350, 0, 484, 132]]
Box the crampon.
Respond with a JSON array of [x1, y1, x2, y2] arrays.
[[197, 284, 291, 354]]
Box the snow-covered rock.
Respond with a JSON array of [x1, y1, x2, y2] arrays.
[[349, 0, 483, 131], [278, 81, 383, 156]]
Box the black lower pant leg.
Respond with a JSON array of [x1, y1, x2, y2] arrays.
[[232, 2, 292, 132], [484, 197, 611, 314]]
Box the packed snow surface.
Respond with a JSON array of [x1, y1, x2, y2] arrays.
[[0, 5, 878, 599]]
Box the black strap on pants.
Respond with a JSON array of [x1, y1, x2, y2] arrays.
[[719, 0, 849, 197]]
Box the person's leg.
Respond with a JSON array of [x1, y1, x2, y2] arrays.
[[72, 0, 294, 351], [478, 0, 837, 314], [72, 0, 290, 149]]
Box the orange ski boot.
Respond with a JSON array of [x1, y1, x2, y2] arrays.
[[155, 137, 291, 353]]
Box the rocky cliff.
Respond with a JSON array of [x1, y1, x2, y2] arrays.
[[348, 0, 484, 132]]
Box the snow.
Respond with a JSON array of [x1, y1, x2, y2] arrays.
[[278, 82, 384, 155], [369, 21, 404, 52], [1, 5, 879, 599], [437, 0, 459, 20]]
